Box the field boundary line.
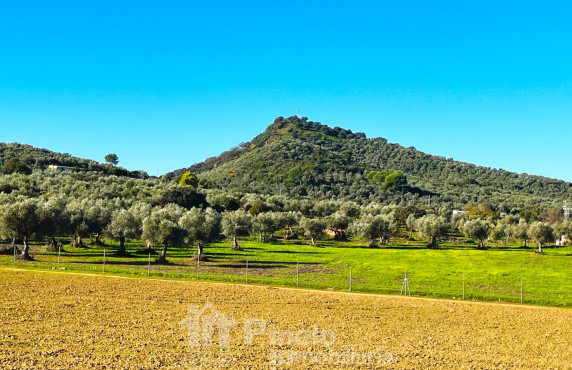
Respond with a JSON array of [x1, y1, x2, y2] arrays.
[[1, 266, 569, 311]]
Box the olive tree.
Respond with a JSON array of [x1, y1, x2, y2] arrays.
[[108, 209, 139, 255], [514, 219, 530, 247], [0, 198, 42, 260], [300, 217, 326, 246], [417, 214, 448, 248], [128, 202, 153, 252], [340, 201, 361, 219], [85, 200, 113, 246], [142, 204, 186, 263], [40, 196, 71, 251], [66, 199, 90, 247], [462, 219, 491, 249], [405, 213, 417, 239], [275, 211, 300, 240], [529, 221, 554, 254], [325, 211, 350, 241], [252, 212, 279, 242], [488, 222, 504, 243], [312, 200, 337, 218], [179, 207, 221, 260], [0, 203, 19, 253], [352, 215, 390, 247], [498, 215, 519, 244], [221, 210, 252, 250]]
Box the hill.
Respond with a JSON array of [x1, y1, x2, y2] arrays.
[[172, 116, 572, 212], [0, 142, 147, 178]]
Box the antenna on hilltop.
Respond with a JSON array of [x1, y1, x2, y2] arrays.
[[297, 108, 300, 118]]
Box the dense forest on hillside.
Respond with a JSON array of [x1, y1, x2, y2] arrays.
[[172, 116, 571, 213]]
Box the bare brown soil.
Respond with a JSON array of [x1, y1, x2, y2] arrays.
[[0, 268, 570, 369]]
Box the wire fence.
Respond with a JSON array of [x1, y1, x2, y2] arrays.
[[3, 244, 570, 307]]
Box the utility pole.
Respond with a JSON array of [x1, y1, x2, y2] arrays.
[[563, 201, 571, 220]]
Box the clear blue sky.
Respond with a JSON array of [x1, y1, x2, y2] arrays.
[[1, 1, 571, 180]]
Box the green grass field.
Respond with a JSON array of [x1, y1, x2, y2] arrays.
[[1, 235, 571, 307]]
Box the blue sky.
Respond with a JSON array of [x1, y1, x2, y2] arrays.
[[1, 1, 571, 180]]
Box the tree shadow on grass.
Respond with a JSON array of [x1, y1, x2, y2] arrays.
[[333, 244, 542, 252], [265, 250, 330, 255], [66, 260, 180, 266], [331, 244, 410, 250], [50, 251, 134, 258], [206, 252, 247, 257], [212, 260, 317, 269], [215, 263, 283, 269], [240, 247, 265, 251]]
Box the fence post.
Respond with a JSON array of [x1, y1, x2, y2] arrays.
[[520, 278, 523, 304], [246, 259, 249, 283], [58, 245, 61, 269], [147, 252, 151, 276], [296, 262, 299, 287], [463, 273, 465, 300], [196, 250, 200, 280], [103, 249, 106, 273], [349, 266, 352, 292]]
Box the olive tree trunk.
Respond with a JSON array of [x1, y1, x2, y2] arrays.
[[428, 235, 437, 247], [118, 236, 127, 254], [197, 244, 207, 261], [231, 236, 242, 251], [157, 245, 168, 263], [21, 234, 32, 260]]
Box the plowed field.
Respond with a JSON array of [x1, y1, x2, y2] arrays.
[[0, 268, 570, 368]]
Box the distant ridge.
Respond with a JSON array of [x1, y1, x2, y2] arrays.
[[0, 142, 147, 178]]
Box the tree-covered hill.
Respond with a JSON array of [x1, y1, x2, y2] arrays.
[[2, 118, 572, 264], [0, 143, 147, 178], [171, 116, 572, 213]]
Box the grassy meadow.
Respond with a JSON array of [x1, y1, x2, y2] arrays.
[[2, 234, 570, 307]]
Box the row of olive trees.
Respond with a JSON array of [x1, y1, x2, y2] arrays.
[[0, 194, 400, 260], [408, 213, 567, 253], [1, 192, 568, 262], [0, 196, 222, 262]]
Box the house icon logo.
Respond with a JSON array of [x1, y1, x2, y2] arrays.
[[180, 302, 236, 348]]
